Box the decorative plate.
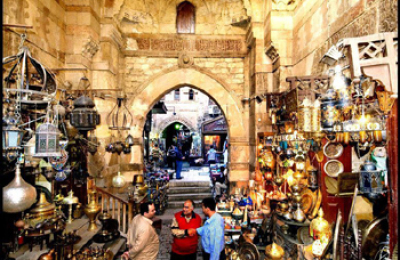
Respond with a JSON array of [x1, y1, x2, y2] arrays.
[[324, 159, 344, 177], [301, 188, 314, 214], [323, 142, 344, 159]]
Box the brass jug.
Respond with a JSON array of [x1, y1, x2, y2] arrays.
[[84, 190, 101, 231]]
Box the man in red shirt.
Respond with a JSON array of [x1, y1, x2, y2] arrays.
[[170, 200, 202, 260]]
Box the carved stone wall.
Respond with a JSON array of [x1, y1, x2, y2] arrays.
[[123, 56, 245, 100], [288, 0, 398, 76], [114, 0, 248, 35]]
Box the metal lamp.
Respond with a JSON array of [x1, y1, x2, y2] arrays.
[[3, 106, 25, 162], [34, 122, 61, 157], [70, 77, 100, 131], [107, 97, 133, 130]]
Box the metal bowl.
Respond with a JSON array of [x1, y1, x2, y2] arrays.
[[232, 212, 244, 220]]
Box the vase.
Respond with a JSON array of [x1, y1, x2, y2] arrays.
[[84, 190, 101, 231]]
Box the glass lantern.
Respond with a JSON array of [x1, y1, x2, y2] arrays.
[[34, 122, 61, 157], [3, 106, 25, 161]]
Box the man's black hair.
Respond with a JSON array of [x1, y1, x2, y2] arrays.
[[140, 202, 154, 215], [219, 165, 225, 172], [201, 197, 216, 211]]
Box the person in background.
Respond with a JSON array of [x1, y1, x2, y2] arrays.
[[206, 145, 217, 165], [175, 145, 185, 179], [188, 198, 225, 260], [223, 138, 229, 165], [167, 145, 177, 169], [123, 202, 159, 260], [213, 166, 227, 197], [152, 143, 161, 169], [170, 200, 202, 260]]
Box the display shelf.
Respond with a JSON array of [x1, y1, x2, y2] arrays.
[[274, 213, 311, 227]]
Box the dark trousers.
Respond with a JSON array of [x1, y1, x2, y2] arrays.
[[202, 249, 226, 260], [170, 251, 197, 260]]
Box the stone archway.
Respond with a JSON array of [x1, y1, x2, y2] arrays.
[[127, 67, 250, 184], [155, 115, 197, 136]]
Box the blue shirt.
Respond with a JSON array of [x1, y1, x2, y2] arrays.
[[196, 213, 225, 260]]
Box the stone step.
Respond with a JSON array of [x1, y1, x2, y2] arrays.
[[169, 180, 210, 187], [168, 193, 212, 202], [168, 186, 211, 194], [168, 200, 205, 209]]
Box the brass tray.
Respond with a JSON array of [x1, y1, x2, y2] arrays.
[[323, 142, 344, 159], [324, 160, 344, 177], [301, 188, 314, 214]]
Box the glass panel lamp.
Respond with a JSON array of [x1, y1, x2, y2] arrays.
[[34, 122, 61, 157], [2, 106, 25, 162]]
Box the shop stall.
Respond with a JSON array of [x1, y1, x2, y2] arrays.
[[1, 34, 164, 260], [218, 32, 398, 260]]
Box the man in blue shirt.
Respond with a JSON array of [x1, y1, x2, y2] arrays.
[[188, 197, 225, 260]]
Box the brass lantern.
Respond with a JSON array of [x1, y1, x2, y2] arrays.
[[2, 106, 25, 161], [34, 122, 61, 157]]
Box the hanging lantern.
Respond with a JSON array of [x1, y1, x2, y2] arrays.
[[2, 106, 25, 162], [3, 164, 37, 213], [34, 122, 61, 157], [70, 96, 100, 131], [107, 97, 133, 130]]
